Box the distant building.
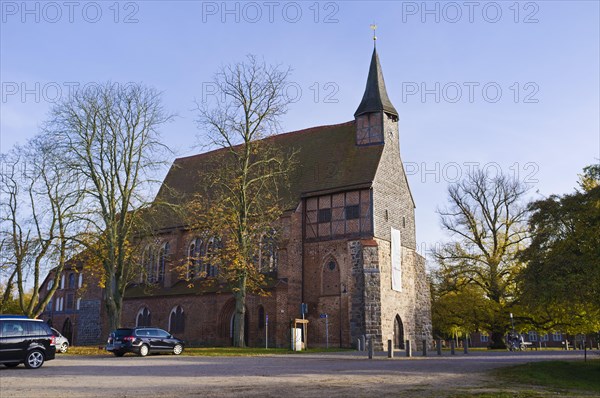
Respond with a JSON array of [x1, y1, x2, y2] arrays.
[[40, 262, 105, 346], [466, 331, 595, 349], [41, 47, 433, 349]]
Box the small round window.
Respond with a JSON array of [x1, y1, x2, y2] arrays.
[[328, 261, 336, 271]]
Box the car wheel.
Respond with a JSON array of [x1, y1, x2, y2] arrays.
[[59, 342, 69, 353], [173, 344, 183, 355], [139, 344, 149, 357], [4, 363, 19, 368], [24, 350, 45, 369], [113, 352, 125, 357]]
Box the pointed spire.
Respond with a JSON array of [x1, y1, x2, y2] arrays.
[[354, 47, 398, 118]]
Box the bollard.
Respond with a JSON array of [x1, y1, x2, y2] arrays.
[[450, 340, 456, 355], [463, 338, 468, 354], [388, 340, 393, 358], [422, 339, 427, 357], [436, 339, 442, 356], [405, 340, 412, 357], [357, 338, 362, 352], [565, 341, 569, 351], [361, 335, 366, 352], [368, 337, 373, 359]]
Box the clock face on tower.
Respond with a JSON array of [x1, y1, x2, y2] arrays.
[[356, 113, 383, 145]]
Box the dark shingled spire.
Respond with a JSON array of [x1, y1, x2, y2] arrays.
[[354, 48, 398, 118]]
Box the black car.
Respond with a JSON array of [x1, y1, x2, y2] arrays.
[[106, 327, 184, 357], [0, 315, 56, 369]]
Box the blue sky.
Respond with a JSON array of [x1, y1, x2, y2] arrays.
[[1, 0, 599, 266]]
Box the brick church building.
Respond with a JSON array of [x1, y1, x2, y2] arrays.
[[41, 47, 432, 350]]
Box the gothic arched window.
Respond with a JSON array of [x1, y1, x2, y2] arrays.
[[206, 237, 221, 277], [188, 237, 206, 279], [136, 307, 151, 327], [259, 231, 278, 273], [157, 242, 169, 283], [187, 239, 196, 279], [169, 306, 185, 334], [142, 245, 155, 283]]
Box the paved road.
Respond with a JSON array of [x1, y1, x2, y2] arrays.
[[0, 350, 591, 398]]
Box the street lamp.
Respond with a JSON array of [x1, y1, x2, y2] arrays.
[[510, 313, 515, 335], [508, 312, 517, 351]]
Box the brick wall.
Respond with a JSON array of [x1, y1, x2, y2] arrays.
[[121, 289, 286, 347], [302, 238, 354, 348]]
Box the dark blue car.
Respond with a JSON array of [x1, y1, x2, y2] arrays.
[[106, 327, 184, 357]]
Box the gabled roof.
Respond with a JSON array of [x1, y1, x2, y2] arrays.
[[354, 48, 398, 117], [151, 121, 383, 230]]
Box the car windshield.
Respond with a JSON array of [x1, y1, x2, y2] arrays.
[[114, 329, 134, 337]]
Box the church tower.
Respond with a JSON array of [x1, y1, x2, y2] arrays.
[[354, 47, 399, 146], [352, 39, 432, 352]]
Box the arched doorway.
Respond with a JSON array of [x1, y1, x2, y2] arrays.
[[229, 312, 249, 346], [62, 318, 73, 343], [220, 298, 249, 346], [394, 315, 404, 349]]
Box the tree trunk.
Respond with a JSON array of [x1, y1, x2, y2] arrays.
[[104, 276, 123, 333], [233, 275, 247, 347]]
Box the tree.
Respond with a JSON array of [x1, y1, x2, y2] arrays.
[[518, 164, 600, 334], [45, 82, 173, 331], [0, 135, 82, 317], [192, 55, 294, 347], [433, 169, 529, 348], [431, 272, 495, 341]]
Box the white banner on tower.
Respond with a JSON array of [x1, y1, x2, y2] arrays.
[[391, 227, 402, 292]]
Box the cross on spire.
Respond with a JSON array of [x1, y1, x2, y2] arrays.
[[370, 24, 377, 47]]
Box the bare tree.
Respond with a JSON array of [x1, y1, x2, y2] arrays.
[[45, 82, 174, 331], [192, 55, 294, 347], [0, 135, 82, 317], [433, 169, 529, 348]]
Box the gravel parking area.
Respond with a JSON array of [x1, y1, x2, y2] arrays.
[[0, 350, 589, 397]]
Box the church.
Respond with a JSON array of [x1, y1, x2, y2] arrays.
[[41, 46, 432, 350]]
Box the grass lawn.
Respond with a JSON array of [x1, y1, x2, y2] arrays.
[[450, 360, 600, 398], [64, 345, 351, 357], [450, 392, 550, 398], [182, 347, 351, 356], [495, 360, 600, 394]]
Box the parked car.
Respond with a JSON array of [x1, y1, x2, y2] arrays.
[[105, 327, 184, 357], [0, 315, 56, 369], [51, 328, 69, 353]]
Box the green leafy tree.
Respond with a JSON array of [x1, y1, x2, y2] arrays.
[[519, 164, 600, 334], [431, 274, 494, 340]]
